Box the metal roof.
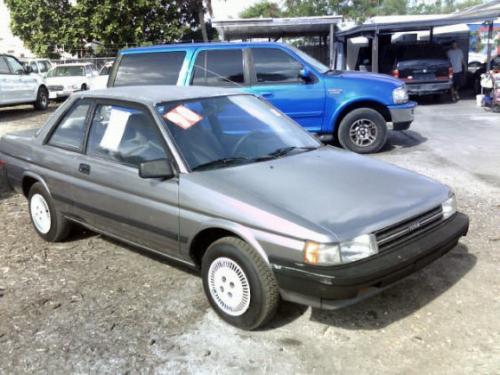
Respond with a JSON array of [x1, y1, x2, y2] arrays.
[[212, 16, 342, 40], [337, 0, 500, 37]]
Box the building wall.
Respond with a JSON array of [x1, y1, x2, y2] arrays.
[[0, 0, 32, 57]]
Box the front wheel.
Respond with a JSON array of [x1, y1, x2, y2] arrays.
[[337, 108, 388, 154], [33, 87, 49, 110], [201, 237, 279, 330]]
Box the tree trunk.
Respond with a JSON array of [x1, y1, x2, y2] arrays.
[[198, 8, 208, 42]]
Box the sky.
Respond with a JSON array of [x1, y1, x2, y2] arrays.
[[211, 0, 263, 19]]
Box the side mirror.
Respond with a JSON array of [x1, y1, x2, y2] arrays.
[[24, 65, 33, 74], [299, 67, 313, 82], [139, 159, 175, 179]]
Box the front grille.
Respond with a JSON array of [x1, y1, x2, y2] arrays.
[[48, 85, 64, 91], [375, 206, 443, 251]]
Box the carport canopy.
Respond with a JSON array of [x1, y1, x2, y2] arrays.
[[212, 16, 343, 67], [336, 0, 500, 72]]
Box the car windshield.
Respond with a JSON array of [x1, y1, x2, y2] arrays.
[[47, 66, 84, 77], [156, 95, 321, 171], [288, 45, 329, 73]]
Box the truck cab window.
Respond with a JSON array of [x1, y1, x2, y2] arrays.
[[191, 49, 245, 87]]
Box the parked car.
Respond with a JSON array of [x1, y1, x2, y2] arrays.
[[20, 58, 53, 78], [0, 54, 49, 110], [378, 42, 453, 97], [92, 61, 114, 90], [107, 42, 417, 154], [46, 63, 98, 100], [0, 86, 469, 330], [467, 55, 500, 94]]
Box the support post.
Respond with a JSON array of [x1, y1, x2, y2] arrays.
[[329, 23, 336, 69], [486, 21, 494, 71], [371, 31, 379, 73]]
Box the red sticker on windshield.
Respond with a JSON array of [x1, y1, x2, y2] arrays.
[[164, 105, 203, 129]]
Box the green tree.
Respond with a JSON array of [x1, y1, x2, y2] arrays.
[[239, 1, 283, 18], [5, 0, 199, 57]]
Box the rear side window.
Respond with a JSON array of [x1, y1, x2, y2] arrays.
[[191, 49, 244, 86], [0, 57, 10, 74], [48, 103, 90, 151], [114, 52, 185, 86], [30, 62, 39, 73], [87, 104, 167, 167], [252, 48, 303, 83]]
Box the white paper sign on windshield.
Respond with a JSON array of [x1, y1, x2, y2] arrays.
[[99, 107, 131, 152]]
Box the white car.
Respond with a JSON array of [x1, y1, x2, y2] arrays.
[[0, 54, 49, 110], [21, 58, 53, 78], [46, 63, 98, 100], [91, 61, 113, 90]]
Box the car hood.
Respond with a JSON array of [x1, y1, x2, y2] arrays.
[[329, 70, 403, 87], [179, 146, 449, 243]]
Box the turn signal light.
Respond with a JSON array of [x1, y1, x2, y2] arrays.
[[392, 69, 400, 78], [448, 67, 453, 79]]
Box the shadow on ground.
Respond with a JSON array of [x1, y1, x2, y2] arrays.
[[306, 244, 475, 330], [381, 129, 428, 152], [0, 104, 57, 123]]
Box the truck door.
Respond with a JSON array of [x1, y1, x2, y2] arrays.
[[248, 47, 326, 132]]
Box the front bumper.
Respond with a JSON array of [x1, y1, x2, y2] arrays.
[[407, 81, 452, 96], [271, 212, 469, 310], [48, 89, 79, 99], [388, 101, 416, 129]]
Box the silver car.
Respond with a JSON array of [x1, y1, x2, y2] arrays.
[[0, 86, 469, 330]]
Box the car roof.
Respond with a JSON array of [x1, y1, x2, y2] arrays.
[[76, 85, 243, 105], [121, 41, 288, 55]]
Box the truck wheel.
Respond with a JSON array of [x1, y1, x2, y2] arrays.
[[28, 183, 70, 242], [33, 87, 49, 110], [201, 237, 279, 330], [338, 108, 388, 154]]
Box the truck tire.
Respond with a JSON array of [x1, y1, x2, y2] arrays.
[[338, 108, 388, 154], [28, 182, 71, 242], [201, 237, 279, 330], [33, 87, 49, 110]]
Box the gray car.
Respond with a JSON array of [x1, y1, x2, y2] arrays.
[[0, 86, 469, 330]]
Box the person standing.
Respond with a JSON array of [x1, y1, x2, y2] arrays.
[[447, 41, 466, 102]]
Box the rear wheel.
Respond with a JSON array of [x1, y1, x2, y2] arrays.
[[33, 87, 49, 110], [201, 237, 279, 330], [28, 183, 70, 242], [338, 108, 387, 154]]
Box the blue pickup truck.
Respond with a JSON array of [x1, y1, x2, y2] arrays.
[[107, 42, 416, 153]]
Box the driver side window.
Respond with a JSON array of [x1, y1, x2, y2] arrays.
[[87, 104, 167, 167]]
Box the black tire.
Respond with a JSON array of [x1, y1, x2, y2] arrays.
[[28, 183, 70, 242], [81, 84, 88, 91], [201, 237, 279, 330], [337, 108, 388, 154], [33, 87, 49, 110], [473, 77, 481, 95]]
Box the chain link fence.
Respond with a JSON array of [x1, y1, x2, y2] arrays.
[[49, 57, 116, 70]]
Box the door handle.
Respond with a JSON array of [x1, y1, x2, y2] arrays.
[[78, 163, 90, 175], [260, 92, 274, 98]]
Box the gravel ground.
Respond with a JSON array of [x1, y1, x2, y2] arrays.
[[1, 99, 499, 374]]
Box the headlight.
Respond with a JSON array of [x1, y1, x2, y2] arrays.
[[393, 85, 408, 104], [304, 234, 378, 266], [442, 194, 457, 220]]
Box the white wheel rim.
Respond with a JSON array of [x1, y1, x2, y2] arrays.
[[208, 257, 251, 316], [30, 194, 51, 234]]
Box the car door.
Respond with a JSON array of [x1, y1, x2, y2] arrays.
[[248, 47, 326, 132], [4, 56, 37, 101], [73, 100, 181, 255], [0, 56, 23, 104]]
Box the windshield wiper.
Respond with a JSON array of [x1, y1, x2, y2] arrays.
[[192, 157, 250, 171], [255, 146, 319, 161]]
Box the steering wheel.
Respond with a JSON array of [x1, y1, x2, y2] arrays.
[[231, 131, 268, 157]]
